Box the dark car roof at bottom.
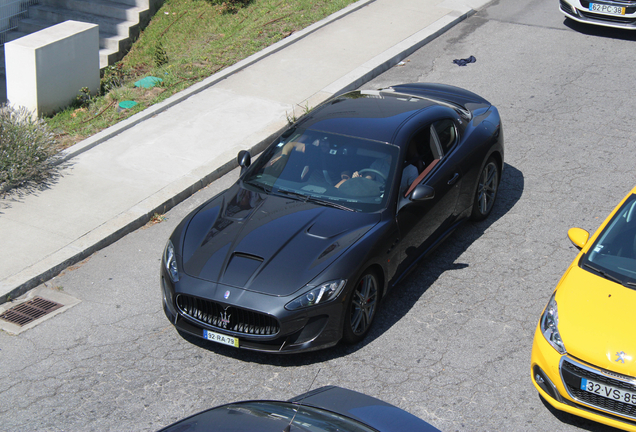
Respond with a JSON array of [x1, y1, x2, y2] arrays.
[[157, 386, 440, 432], [297, 89, 437, 144], [294, 386, 440, 432]]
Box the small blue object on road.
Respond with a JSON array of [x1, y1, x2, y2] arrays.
[[453, 55, 476, 66]]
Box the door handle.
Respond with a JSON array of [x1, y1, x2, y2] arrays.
[[448, 173, 459, 185]]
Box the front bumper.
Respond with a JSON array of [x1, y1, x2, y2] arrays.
[[560, 0, 636, 29], [161, 270, 344, 353], [530, 324, 636, 431]]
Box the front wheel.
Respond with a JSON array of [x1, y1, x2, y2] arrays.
[[342, 270, 379, 344], [470, 157, 499, 221]]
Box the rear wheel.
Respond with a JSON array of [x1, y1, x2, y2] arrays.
[[342, 270, 379, 344], [470, 157, 499, 221]]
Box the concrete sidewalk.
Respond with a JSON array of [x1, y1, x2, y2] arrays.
[[0, 0, 490, 303]]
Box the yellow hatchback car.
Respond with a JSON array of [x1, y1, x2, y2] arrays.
[[531, 186, 636, 431]]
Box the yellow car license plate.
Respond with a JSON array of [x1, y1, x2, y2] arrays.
[[580, 377, 636, 406]]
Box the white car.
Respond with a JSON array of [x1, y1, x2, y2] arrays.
[[560, 0, 636, 29]]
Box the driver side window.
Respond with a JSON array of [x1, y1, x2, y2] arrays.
[[433, 119, 458, 154], [402, 119, 457, 197], [402, 123, 445, 197]]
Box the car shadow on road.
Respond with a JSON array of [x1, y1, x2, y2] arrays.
[[179, 162, 525, 367], [538, 395, 623, 432], [563, 18, 636, 41]]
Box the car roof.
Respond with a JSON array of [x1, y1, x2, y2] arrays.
[[296, 89, 437, 144], [158, 386, 440, 432]]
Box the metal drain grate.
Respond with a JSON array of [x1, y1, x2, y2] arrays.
[[0, 297, 63, 326]]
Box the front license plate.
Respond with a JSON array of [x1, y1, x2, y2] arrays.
[[580, 378, 636, 406], [203, 329, 239, 348], [589, 3, 625, 15]]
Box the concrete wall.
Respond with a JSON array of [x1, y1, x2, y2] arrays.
[[5, 20, 99, 117]]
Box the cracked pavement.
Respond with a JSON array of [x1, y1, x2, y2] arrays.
[[2, 0, 636, 429]]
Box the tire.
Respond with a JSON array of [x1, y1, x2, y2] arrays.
[[342, 270, 379, 344], [470, 157, 499, 221]]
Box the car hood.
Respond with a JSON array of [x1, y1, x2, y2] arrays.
[[557, 264, 636, 376], [180, 185, 380, 296]]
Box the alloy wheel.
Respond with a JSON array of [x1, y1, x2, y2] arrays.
[[476, 161, 498, 216], [349, 273, 378, 336]]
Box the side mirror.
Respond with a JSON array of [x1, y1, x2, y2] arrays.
[[567, 227, 589, 250], [237, 150, 251, 174], [410, 184, 435, 201]]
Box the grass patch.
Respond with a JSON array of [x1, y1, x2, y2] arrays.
[[45, 0, 357, 149]]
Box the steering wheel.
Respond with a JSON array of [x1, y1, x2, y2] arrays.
[[358, 168, 386, 181]]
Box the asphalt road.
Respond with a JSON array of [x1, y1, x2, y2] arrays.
[[2, 0, 636, 430]]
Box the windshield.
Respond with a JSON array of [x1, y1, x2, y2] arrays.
[[242, 128, 399, 213], [227, 401, 377, 432], [581, 194, 636, 288], [161, 400, 379, 432]]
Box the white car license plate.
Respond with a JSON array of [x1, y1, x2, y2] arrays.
[[580, 377, 636, 406], [203, 329, 239, 348], [589, 3, 625, 15]]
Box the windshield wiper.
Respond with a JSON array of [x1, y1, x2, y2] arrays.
[[583, 263, 626, 285], [305, 196, 355, 212], [274, 189, 355, 212], [273, 189, 308, 201]]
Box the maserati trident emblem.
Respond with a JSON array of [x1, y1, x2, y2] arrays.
[[224, 290, 230, 299], [615, 351, 626, 363], [219, 311, 231, 329]]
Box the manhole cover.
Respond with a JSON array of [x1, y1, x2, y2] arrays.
[[0, 296, 63, 326]]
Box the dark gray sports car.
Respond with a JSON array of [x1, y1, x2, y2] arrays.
[[161, 83, 504, 353], [158, 386, 440, 432]]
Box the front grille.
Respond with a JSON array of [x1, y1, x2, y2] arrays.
[[579, 9, 636, 23], [561, 358, 636, 420], [581, 0, 636, 7], [176, 294, 280, 336]]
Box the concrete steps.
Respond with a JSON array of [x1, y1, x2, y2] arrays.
[[39, 0, 147, 22], [3, 0, 163, 69]]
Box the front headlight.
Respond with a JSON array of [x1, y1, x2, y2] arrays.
[[285, 280, 347, 311], [164, 240, 179, 283], [540, 293, 566, 354]]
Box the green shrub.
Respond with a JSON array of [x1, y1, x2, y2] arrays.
[[154, 40, 169, 66], [0, 104, 58, 192], [101, 63, 127, 94], [71, 87, 93, 109]]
